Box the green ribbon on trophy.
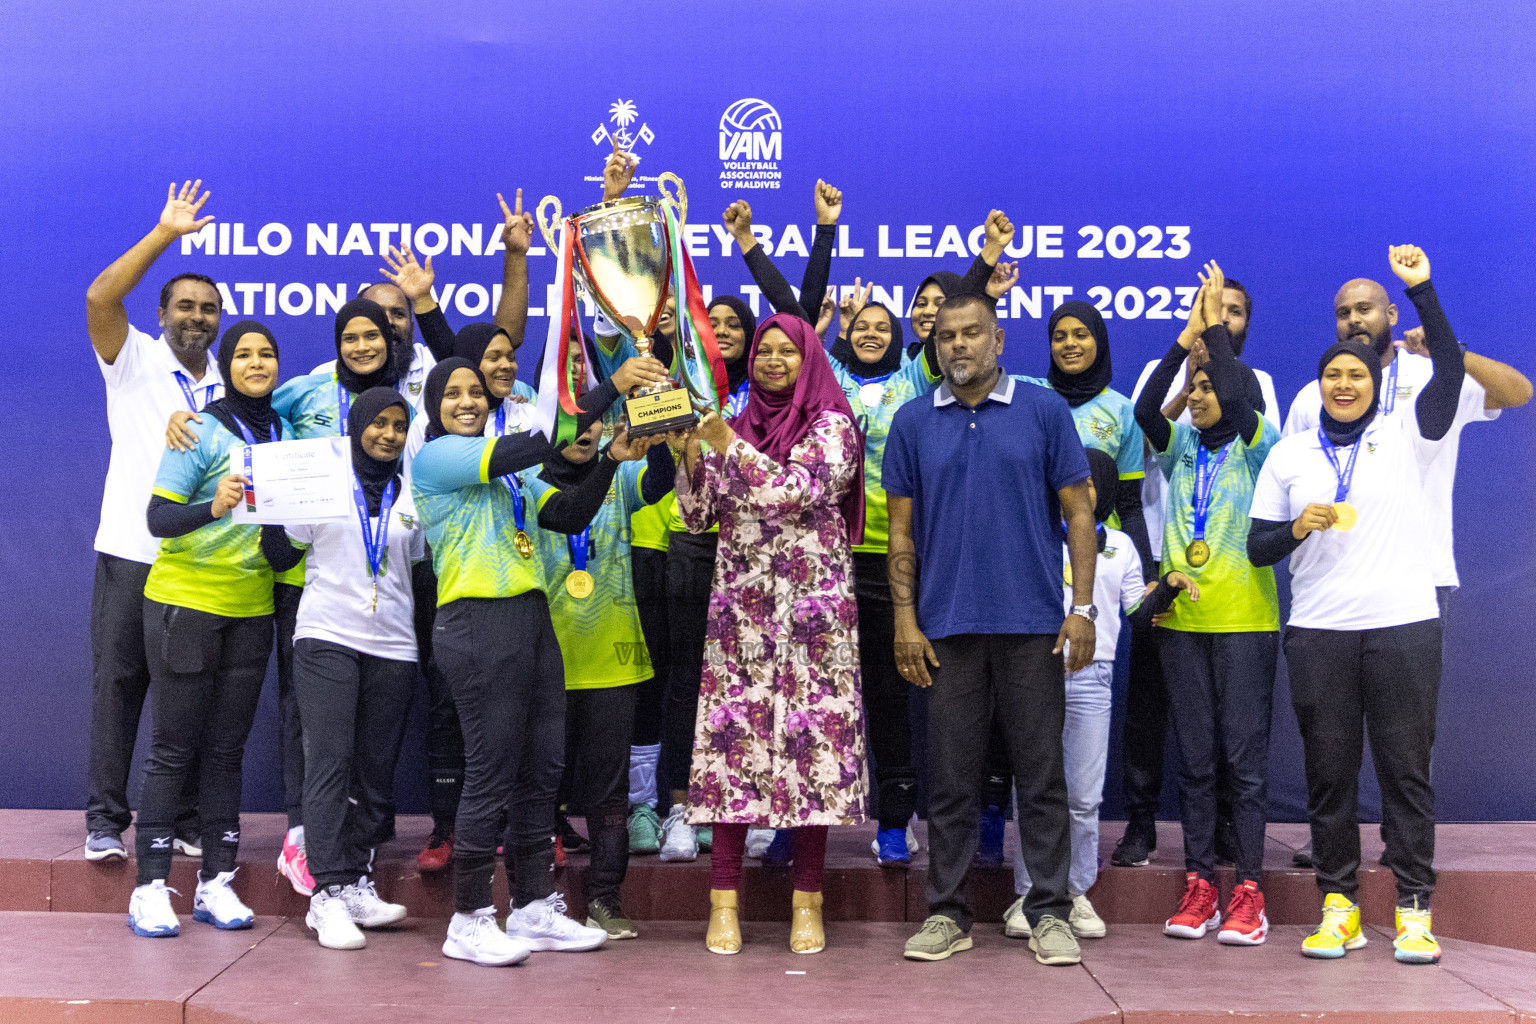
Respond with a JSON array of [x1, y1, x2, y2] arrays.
[[536, 171, 728, 441]]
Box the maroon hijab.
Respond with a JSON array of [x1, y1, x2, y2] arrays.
[[731, 312, 864, 544]]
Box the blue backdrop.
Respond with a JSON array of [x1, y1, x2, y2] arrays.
[[3, 1, 1532, 821]]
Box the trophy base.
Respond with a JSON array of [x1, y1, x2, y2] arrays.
[[625, 387, 698, 437]]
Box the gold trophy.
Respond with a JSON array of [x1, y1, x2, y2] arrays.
[[537, 173, 700, 436]]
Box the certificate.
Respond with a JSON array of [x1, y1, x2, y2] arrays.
[[231, 437, 352, 525]]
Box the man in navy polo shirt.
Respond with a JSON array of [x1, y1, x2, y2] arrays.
[[884, 294, 1098, 966]]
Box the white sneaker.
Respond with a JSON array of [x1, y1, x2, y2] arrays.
[[1003, 895, 1032, 938], [506, 893, 608, 951], [340, 876, 407, 928], [306, 887, 366, 950], [193, 869, 254, 930], [443, 908, 532, 967], [657, 805, 698, 862], [1070, 894, 1106, 939], [128, 880, 180, 938], [745, 829, 775, 858]]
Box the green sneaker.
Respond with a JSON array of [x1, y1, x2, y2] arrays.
[[628, 804, 661, 855], [904, 915, 972, 961], [586, 899, 639, 940], [695, 825, 713, 852], [1029, 914, 1081, 965]]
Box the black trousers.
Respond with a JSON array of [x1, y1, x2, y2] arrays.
[[661, 530, 715, 796], [86, 553, 197, 836], [564, 685, 637, 908], [434, 593, 564, 913], [1285, 619, 1441, 906], [926, 633, 1070, 932], [1158, 629, 1277, 884], [274, 582, 304, 830], [293, 638, 416, 891], [414, 555, 463, 837], [852, 553, 917, 829], [1119, 618, 1168, 824], [630, 546, 669, 748], [136, 600, 272, 885]]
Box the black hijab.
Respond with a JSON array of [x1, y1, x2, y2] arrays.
[[1047, 301, 1113, 408], [348, 387, 408, 515], [1316, 340, 1383, 446], [830, 302, 904, 380], [537, 423, 602, 492], [334, 298, 400, 394], [908, 270, 966, 357], [708, 295, 756, 394], [1085, 447, 1119, 524], [203, 320, 281, 441], [452, 322, 509, 367], [1191, 357, 1266, 451], [422, 357, 487, 442]]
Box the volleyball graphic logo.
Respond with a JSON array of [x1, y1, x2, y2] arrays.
[[719, 98, 783, 190]]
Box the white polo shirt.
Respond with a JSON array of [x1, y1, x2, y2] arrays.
[[1131, 357, 1281, 559], [312, 340, 436, 410], [1282, 349, 1495, 588], [1251, 403, 1446, 631], [95, 325, 224, 564], [1060, 526, 1146, 663], [287, 487, 425, 662]]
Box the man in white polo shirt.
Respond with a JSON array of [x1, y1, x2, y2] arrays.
[[83, 180, 224, 861]]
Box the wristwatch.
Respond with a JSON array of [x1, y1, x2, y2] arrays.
[[1070, 604, 1098, 621]]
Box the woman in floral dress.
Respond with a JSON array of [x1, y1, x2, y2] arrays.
[[672, 312, 869, 956]]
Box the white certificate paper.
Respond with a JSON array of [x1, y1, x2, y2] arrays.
[[231, 437, 352, 524]]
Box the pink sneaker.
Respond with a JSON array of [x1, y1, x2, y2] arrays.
[[277, 834, 315, 896]]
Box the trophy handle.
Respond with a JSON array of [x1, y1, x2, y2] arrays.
[[536, 195, 563, 253], [658, 172, 687, 226]]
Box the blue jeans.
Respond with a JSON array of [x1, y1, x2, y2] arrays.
[[1013, 659, 1113, 898]]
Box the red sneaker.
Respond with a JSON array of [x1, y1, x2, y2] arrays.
[[554, 834, 567, 868], [1218, 880, 1269, 945], [1163, 873, 1220, 939], [277, 833, 315, 896], [417, 832, 454, 873]]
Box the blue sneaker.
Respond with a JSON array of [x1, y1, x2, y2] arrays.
[[975, 805, 1005, 866], [85, 829, 128, 862], [760, 829, 794, 866], [128, 880, 180, 937], [875, 827, 911, 867], [192, 869, 254, 930]]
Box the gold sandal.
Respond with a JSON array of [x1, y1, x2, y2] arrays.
[[707, 889, 741, 955], [790, 890, 825, 954]]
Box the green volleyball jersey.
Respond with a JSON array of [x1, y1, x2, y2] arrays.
[[145, 416, 293, 618], [271, 371, 349, 440], [1066, 387, 1146, 480], [1155, 419, 1280, 632], [836, 354, 941, 554], [410, 434, 549, 606], [537, 461, 653, 689]]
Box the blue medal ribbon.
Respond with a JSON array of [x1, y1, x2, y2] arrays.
[[568, 526, 590, 572], [174, 371, 219, 412], [1381, 354, 1401, 415], [350, 475, 396, 609], [1191, 442, 1232, 542], [232, 417, 278, 513], [1316, 426, 1364, 503], [336, 380, 351, 436]]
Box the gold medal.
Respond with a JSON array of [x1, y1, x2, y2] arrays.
[[565, 569, 595, 599], [514, 530, 533, 559], [371, 578, 377, 613], [1332, 501, 1358, 532], [1186, 539, 1211, 567], [1063, 563, 1073, 587]]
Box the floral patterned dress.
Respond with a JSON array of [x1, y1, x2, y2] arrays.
[[675, 411, 870, 828]]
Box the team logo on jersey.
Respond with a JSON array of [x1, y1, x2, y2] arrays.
[[397, 513, 416, 529], [1103, 545, 1118, 558], [594, 99, 654, 154], [719, 98, 783, 190], [314, 412, 334, 427], [1089, 418, 1113, 441], [409, 381, 423, 395], [1367, 442, 1378, 454]]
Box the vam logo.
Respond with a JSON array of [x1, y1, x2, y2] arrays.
[[719, 98, 783, 190]]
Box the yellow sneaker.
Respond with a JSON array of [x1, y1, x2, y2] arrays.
[[1301, 893, 1367, 959], [1393, 901, 1441, 964]]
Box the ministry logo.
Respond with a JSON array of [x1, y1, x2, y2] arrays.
[[719, 98, 782, 190], [593, 99, 655, 154]]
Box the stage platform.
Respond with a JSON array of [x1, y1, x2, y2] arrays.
[[3, 810, 1532, 952], [3, 811, 1534, 1022]]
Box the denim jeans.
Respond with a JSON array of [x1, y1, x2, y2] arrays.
[[1013, 659, 1113, 898]]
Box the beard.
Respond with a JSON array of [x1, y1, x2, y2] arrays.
[[164, 320, 215, 359], [943, 358, 994, 388], [1228, 325, 1249, 356]]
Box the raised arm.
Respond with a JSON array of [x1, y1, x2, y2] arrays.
[[87, 180, 215, 363], [798, 180, 841, 323], [1388, 247, 1465, 441], [493, 189, 534, 347], [381, 246, 454, 360], [1402, 323, 1533, 412], [538, 428, 660, 532], [954, 210, 1013, 297], [726, 200, 809, 321]]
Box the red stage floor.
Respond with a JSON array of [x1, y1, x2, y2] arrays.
[[2, 811, 1534, 1022]]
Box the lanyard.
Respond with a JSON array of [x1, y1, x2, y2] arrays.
[[350, 476, 396, 610], [568, 527, 590, 572], [1191, 442, 1233, 542], [336, 380, 351, 436], [233, 417, 278, 513], [726, 380, 750, 418], [1317, 426, 1364, 503], [1381, 354, 1401, 415], [174, 371, 218, 412]]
